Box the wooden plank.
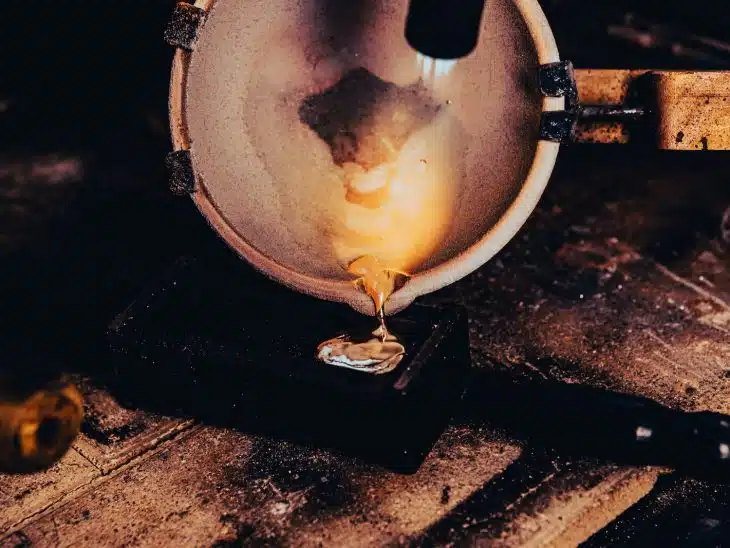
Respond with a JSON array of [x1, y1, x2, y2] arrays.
[[71, 381, 194, 475], [583, 474, 730, 546], [0, 449, 99, 536], [414, 149, 730, 545], [466, 465, 661, 547], [3, 427, 520, 547], [653, 71, 730, 150]]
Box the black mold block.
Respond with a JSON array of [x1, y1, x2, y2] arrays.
[[106, 255, 469, 473]]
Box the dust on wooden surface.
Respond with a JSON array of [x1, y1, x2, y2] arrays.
[[2, 425, 519, 547], [425, 150, 730, 416], [0, 449, 99, 536], [72, 380, 194, 475]]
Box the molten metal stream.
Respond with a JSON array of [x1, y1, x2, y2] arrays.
[[313, 59, 457, 374], [316, 256, 407, 374]]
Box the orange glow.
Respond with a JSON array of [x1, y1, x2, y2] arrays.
[[347, 255, 408, 312], [332, 116, 457, 275]]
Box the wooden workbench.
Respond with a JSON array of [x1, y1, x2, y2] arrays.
[[0, 145, 728, 547]]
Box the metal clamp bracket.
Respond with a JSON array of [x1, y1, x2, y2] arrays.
[[539, 62, 651, 145], [164, 2, 207, 51], [538, 61, 579, 144]]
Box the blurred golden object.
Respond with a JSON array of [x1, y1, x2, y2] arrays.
[[0, 378, 83, 474]]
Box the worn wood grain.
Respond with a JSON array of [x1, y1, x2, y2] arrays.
[[70, 381, 195, 476], [468, 466, 661, 547], [0, 449, 99, 536], [2, 426, 520, 547], [654, 71, 730, 151], [415, 149, 730, 545]]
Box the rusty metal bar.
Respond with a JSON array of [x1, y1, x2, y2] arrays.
[[579, 105, 646, 122]]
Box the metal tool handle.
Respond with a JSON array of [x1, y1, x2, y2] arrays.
[[465, 367, 730, 481]]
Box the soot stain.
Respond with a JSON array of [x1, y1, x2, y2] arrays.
[[440, 486, 451, 505], [211, 521, 257, 547], [240, 438, 359, 511], [7, 532, 32, 547], [80, 415, 148, 445], [298, 67, 441, 171], [525, 352, 622, 389], [14, 488, 32, 501]]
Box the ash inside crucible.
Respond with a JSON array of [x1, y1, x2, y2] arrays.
[[298, 67, 442, 172]]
